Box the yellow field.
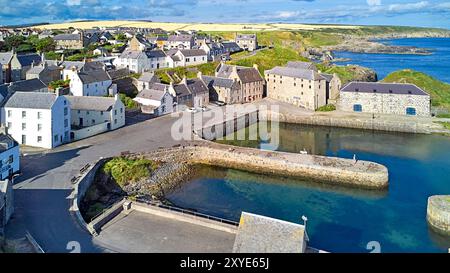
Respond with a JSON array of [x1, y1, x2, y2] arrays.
[[36, 20, 361, 32]]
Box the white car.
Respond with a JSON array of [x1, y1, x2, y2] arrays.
[[186, 107, 198, 113]]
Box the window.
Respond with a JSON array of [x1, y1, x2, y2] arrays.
[[86, 111, 90, 115], [64, 108, 68, 116], [37, 136, 42, 143], [8, 155, 13, 164], [7, 122, 12, 129], [22, 123, 26, 130], [54, 135, 58, 142], [114, 110, 117, 115], [65, 119, 69, 128], [38, 124, 42, 131], [120, 108, 123, 113], [91, 119, 95, 124], [7, 110, 12, 117], [406, 107, 417, 116], [22, 111, 26, 118], [100, 111, 104, 115], [77, 110, 81, 114], [22, 135, 26, 145], [37, 112, 42, 119], [114, 119, 117, 124], [353, 104, 363, 112]]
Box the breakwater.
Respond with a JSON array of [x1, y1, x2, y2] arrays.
[[145, 143, 389, 189]]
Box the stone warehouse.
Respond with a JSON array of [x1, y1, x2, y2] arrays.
[[338, 82, 431, 117]]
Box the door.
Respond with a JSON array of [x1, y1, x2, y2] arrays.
[[79, 118, 83, 127]]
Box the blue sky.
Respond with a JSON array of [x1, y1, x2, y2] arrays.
[[0, 0, 449, 28]]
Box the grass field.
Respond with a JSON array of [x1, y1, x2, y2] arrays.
[[383, 69, 450, 111]]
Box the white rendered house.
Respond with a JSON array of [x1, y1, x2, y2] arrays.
[[3, 92, 70, 149], [69, 68, 115, 97]]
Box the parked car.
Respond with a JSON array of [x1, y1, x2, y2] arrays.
[[186, 107, 198, 113]]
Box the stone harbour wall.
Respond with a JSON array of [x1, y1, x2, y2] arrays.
[[427, 195, 450, 236], [144, 143, 389, 190], [263, 109, 434, 134]]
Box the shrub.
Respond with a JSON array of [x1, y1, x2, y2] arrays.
[[316, 104, 336, 112], [102, 157, 158, 187]]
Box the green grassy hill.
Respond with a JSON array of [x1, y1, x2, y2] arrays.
[[382, 69, 450, 111]]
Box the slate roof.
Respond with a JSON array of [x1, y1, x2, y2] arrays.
[[179, 49, 207, 57], [136, 86, 167, 101], [9, 78, 47, 92], [119, 49, 147, 59], [66, 96, 117, 111], [168, 34, 193, 42], [53, 34, 81, 41], [0, 84, 9, 99], [77, 69, 111, 84], [216, 63, 263, 84], [221, 42, 240, 50], [174, 78, 208, 97], [286, 61, 317, 71], [4, 92, 57, 109], [27, 64, 60, 75], [16, 53, 41, 67], [201, 75, 238, 89], [341, 82, 429, 96], [145, 50, 166, 58], [265, 66, 322, 81], [319, 73, 334, 82], [236, 34, 256, 40], [0, 133, 17, 152], [232, 212, 306, 253], [0, 52, 13, 65]]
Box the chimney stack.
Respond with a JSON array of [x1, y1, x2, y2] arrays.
[[181, 76, 187, 85], [197, 71, 202, 79]]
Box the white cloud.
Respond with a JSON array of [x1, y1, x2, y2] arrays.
[[66, 0, 81, 6], [273, 11, 300, 19], [367, 0, 381, 6], [388, 1, 429, 12]]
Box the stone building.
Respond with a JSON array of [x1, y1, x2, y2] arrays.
[[265, 62, 341, 110], [200, 73, 241, 104], [53, 33, 85, 50], [133, 82, 173, 116], [26, 62, 61, 85], [10, 53, 42, 82], [215, 63, 264, 103], [0, 51, 13, 83], [337, 82, 431, 117], [168, 76, 209, 108], [265, 66, 326, 110], [235, 33, 258, 52], [166, 34, 194, 50]]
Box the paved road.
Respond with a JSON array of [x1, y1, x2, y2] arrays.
[[6, 113, 188, 253]]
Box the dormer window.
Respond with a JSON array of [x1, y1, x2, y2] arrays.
[[408, 91, 412, 94]]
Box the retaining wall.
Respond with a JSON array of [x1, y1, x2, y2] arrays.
[[263, 110, 433, 134], [71, 158, 109, 235], [197, 110, 259, 140]]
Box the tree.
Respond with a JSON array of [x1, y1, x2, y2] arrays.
[[4, 35, 26, 51], [35, 37, 56, 53], [115, 33, 127, 41]]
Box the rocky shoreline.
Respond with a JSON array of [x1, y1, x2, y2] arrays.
[[324, 38, 432, 55], [312, 31, 450, 59]]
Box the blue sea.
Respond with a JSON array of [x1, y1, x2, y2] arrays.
[[334, 38, 450, 83]]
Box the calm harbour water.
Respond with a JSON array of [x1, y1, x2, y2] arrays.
[[334, 38, 450, 83], [167, 123, 450, 253]]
